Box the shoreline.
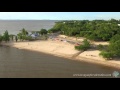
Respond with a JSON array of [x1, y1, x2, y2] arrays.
[[1, 40, 120, 69]]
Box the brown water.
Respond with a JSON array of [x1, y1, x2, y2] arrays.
[[0, 20, 57, 35], [0, 45, 119, 78]]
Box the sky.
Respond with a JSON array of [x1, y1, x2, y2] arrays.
[[0, 12, 120, 20]]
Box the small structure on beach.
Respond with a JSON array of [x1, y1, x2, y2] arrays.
[[28, 32, 39, 39], [118, 24, 120, 26]]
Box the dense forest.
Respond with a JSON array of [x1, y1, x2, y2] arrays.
[[48, 19, 120, 59], [48, 19, 120, 41]]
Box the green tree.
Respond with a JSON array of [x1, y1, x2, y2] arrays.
[[21, 28, 28, 36], [87, 33, 98, 41], [99, 51, 113, 60], [0, 35, 3, 43], [97, 44, 104, 50], [99, 34, 120, 59], [75, 39, 90, 51], [83, 39, 90, 48], [25, 36, 33, 41], [17, 28, 28, 41], [17, 33, 23, 41], [48, 29, 53, 33], [3, 30, 9, 42], [40, 29, 48, 35], [109, 34, 120, 44], [109, 40, 120, 56], [9, 34, 15, 41]]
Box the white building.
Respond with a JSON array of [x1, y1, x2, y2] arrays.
[[118, 24, 120, 26]]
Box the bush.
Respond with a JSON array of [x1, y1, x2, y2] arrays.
[[75, 39, 90, 51], [110, 34, 120, 44], [25, 36, 34, 41], [3, 30, 9, 42], [97, 44, 104, 50], [79, 31, 86, 37], [87, 34, 98, 41], [75, 45, 86, 51], [99, 51, 113, 60], [40, 29, 48, 35], [83, 39, 90, 48], [75, 46, 79, 50], [0, 35, 3, 43]]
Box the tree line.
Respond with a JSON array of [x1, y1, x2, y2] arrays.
[[0, 28, 48, 43], [48, 19, 120, 41]]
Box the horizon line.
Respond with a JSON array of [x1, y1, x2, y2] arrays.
[[0, 18, 120, 20]]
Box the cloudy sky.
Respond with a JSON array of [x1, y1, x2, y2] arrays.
[[0, 12, 120, 20]]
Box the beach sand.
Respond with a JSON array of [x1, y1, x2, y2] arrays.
[[1, 40, 120, 69]]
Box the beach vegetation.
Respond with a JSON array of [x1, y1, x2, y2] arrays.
[[75, 39, 90, 51], [9, 34, 15, 41], [99, 35, 120, 59], [25, 36, 33, 41], [17, 28, 29, 41], [40, 29, 48, 35], [17, 33, 23, 41], [108, 39, 120, 57], [97, 44, 104, 51], [21, 28, 28, 36], [3, 30, 9, 42], [99, 51, 113, 60], [0, 35, 3, 43]]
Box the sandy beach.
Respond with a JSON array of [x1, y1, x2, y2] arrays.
[[1, 39, 120, 69]]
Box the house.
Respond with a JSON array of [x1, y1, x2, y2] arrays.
[[118, 24, 120, 26], [28, 32, 39, 39]]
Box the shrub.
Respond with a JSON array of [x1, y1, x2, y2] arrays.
[[25, 36, 34, 41], [75, 45, 86, 51], [99, 51, 114, 60], [75, 39, 90, 51], [97, 44, 104, 50], [83, 39, 90, 48], [0, 35, 3, 43]]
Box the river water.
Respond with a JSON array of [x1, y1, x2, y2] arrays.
[[0, 20, 57, 35], [0, 45, 119, 78]]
